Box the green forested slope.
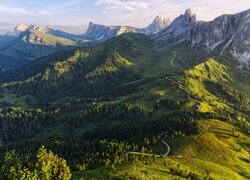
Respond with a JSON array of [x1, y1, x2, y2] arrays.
[[0, 33, 249, 179]]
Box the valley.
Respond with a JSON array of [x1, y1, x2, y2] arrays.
[[0, 6, 249, 180]]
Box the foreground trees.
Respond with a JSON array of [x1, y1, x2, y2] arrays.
[[0, 146, 71, 180]]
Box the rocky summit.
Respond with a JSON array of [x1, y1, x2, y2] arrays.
[[83, 16, 171, 41], [83, 22, 139, 41], [155, 8, 250, 65], [142, 16, 171, 35]]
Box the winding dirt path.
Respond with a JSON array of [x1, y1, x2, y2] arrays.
[[170, 51, 177, 68], [167, 51, 203, 111], [160, 51, 203, 156], [166, 77, 202, 110], [161, 139, 171, 157]]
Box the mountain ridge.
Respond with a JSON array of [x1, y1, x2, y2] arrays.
[[0, 16, 170, 69], [6, 23, 78, 40], [0, 8, 249, 180], [82, 16, 170, 41], [155, 8, 250, 65]]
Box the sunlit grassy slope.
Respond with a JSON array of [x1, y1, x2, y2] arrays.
[[0, 33, 249, 120], [74, 119, 250, 180], [0, 33, 249, 179], [178, 59, 232, 113]]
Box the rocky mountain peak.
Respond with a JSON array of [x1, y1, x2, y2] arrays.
[[185, 8, 193, 16], [6, 24, 52, 36], [6, 24, 30, 36], [88, 22, 97, 28], [15, 24, 30, 31], [142, 16, 171, 35], [154, 16, 170, 25], [84, 22, 139, 41], [183, 8, 197, 22], [155, 16, 161, 20], [155, 8, 250, 65], [156, 9, 198, 38]]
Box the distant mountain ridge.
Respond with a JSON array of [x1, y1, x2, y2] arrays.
[[6, 24, 78, 40], [82, 16, 170, 41], [0, 9, 249, 180], [83, 22, 140, 41], [155, 8, 250, 65], [0, 24, 83, 70], [0, 16, 170, 69], [1, 9, 250, 70]]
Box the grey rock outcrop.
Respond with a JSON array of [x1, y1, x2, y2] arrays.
[[83, 22, 139, 41], [83, 16, 171, 41], [156, 8, 250, 64], [142, 16, 170, 35], [6, 24, 77, 40]]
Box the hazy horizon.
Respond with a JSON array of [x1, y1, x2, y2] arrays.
[[0, 0, 249, 34]]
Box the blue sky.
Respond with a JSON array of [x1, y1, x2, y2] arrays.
[[0, 0, 250, 33]]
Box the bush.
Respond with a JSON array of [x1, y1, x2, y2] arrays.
[[0, 146, 72, 180]]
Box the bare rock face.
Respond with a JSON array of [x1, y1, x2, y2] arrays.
[[6, 24, 50, 36], [84, 16, 171, 41], [142, 16, 171, 35], [84, 22, 139, 41], [157, 9, 197, 39], [5, 24, 30, 36], [6, 24, 77, 40], [190, 9, 250, 64], [156, 8, 250, 65]]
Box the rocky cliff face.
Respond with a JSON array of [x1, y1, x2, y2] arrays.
[[142, 16, 170, 35], [6, 24, 50, 36], [84, 16, 171, 41], [84, 22, 139, 41], [156, 9, 198, 39], [156, 8, 250, 65], [6, 24, 77, 40]]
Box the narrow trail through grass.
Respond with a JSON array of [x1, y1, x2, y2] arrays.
[[162, 138, 171, 157], [166, 51, 203, 111], [159, 51, 203, 156]]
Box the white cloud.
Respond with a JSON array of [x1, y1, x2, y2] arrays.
[[37, 0, 81, 17], [0, 4, 31, 15], [96, 0, 148, 12], [93, 0, 250, 28], [39, 11, 53, 16]]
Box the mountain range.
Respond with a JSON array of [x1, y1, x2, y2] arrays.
[[0, 16, 170, 70], [83, 16, 171, 41], [155, 8, 250, 65], [0, 24, 81, 70], [0, 8, 249, 179], [1, 8, 249, 71]]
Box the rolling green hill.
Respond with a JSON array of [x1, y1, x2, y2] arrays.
[[0, 28, 95, 69], [74, 120, 250, 180], [0, 33, 249, 179]]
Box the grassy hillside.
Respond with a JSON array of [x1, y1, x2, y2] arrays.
[[74, 120, 250, 180], [0, 33, 249, 179], [175, 58, 250, 129]]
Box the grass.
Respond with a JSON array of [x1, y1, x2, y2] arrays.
[[177, 58, 233, 113], [0, 89, 37, 107], [168, 119, 250, 179], [75, 119, 250, 179], [145, 42, 205, 77], [0, 33, 249, 179], [27, 30, 76, 47]]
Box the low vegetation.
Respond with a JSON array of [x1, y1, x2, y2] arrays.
[[0, 33, 249, 179]]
